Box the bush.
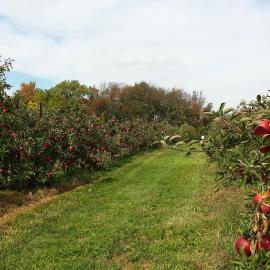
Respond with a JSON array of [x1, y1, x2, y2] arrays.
[[152, 121, 179, 138], [0, 97, 165, 190], [178, 123, 197, 140]]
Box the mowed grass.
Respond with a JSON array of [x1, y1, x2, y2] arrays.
[[0, 149, 245, 270]]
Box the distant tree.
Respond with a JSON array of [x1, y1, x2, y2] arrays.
[[14, 81, 47, 109], [15, 81, 36, 103], [87, 81, 210, 128], [203, 102, 213, 112], [44, 80, 97, 110], [0, 56, 212, 130], [178, 123, 197, 140], [163, 89, 188, 125]]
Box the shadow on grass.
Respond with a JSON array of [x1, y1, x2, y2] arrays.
[[0, 148, 157, 218]]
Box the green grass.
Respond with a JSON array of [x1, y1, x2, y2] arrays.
[[0, 149, 245, 270]]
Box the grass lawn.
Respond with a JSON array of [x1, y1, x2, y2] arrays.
[[0, 149, 245, 270]]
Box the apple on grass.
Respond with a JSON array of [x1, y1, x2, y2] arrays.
[[257, 236, 270, 251], [235, 236, 252, 256], [253, 191, 270, 205], [260, 203, 270, 214]]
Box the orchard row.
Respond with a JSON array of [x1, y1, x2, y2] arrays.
[[0, 97, 170, 190], [201, 95, 270, 269]]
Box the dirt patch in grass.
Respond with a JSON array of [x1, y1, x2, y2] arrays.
[[105, 254, 130, 269], [201, 185, 244, 202], [105, 253, 153, 270], [0, 193, 55, 232], [0, 174, 93, 231], [0, 189, 56, 217], [200, 185, 246, 214], [140, 261, 153, 270], [193, 262, 204, 270]]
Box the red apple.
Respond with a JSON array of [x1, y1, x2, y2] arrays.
[[235, 237, 252, 256], [260, 203, 270, 214], [257, 236, 270, 251], [263, 174, 269, 181], [47, 172, 54, 177], [2, 108, 9, 113], [0, 168, 4, 174], [43, 143, 49, 149], [253, 193, 262, 204], [254, 119, 270, 136], [69, 145, 75, 151], [260, 146, 270, 154], [45, 156, 52, 161], [11, 132, 17, 138]]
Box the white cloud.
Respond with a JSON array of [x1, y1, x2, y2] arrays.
[[1, 0, 270, 107]]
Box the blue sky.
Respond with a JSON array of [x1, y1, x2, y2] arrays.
[[1, 0, 270, 106], [7, 71, 53, 92]]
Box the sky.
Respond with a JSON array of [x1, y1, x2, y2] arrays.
[[1, 0, 270, 107]]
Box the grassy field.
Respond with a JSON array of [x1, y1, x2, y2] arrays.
[[0, 149, 245, 270]]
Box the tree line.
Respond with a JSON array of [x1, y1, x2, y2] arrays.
[[14, 80, 212, 128]]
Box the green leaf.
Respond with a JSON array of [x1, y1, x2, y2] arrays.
[[231, 260, 244, 266], [263, 134, 270, 144], [218, 102, 225, 115], [231, 111, 241, 119], [201, 111, 214, 116], [239, 117, 251, 123], [223, 108, 234, 114], [175, 141, 185, 146], [250, 260, 256, 270]]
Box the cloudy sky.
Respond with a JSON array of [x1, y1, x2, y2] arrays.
[[1, 0, 270, 107]]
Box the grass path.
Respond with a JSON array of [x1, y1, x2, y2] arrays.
[[0, 149, 244, 270]]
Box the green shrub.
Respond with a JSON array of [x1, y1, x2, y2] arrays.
[[0, 100, 164, 191], [178, 123, 197, 140]]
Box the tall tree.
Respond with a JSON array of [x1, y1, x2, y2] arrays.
[[16, 81, 36, 103], [44, 80, 97, 110]]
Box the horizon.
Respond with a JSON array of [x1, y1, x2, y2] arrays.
[[5, 70, 262, 109], [2, 0, 270, 107]]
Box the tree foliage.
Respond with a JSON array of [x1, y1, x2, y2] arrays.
[[45, 80, 96, 110], [87, 81, 212, 127], [0, 56, 13, 94], [201, 93, 270, 269], [14, 80, 212, 132]]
